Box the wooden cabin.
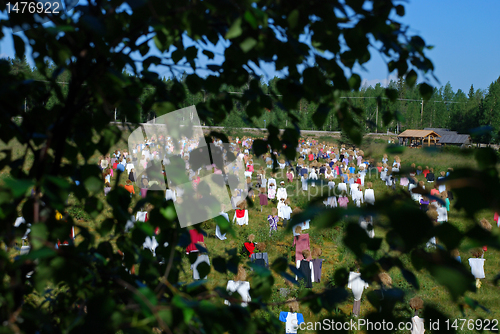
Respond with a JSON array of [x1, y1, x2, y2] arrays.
[[397, 130, 441, 147]]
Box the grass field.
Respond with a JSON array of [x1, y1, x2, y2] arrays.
[[2, 131, 499, 334]]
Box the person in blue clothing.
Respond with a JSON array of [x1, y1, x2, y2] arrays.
[[115, 161, 125, 173], [348, 163, 356, 174], [279, 299, 304, 334]]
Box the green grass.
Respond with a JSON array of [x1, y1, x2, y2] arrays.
[[1, 135, 499, 334]]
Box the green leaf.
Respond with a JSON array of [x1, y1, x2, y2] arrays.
[[244, 10, 258, 29], [270, 257, 288, 272], [348, 73, 361, 90], [4, 178, 33, 198], [24, 247, 57, 261], [202, 50, 215, 59], [475, 148, 498, 169], [400, 268, 419, 289], [433, 223, 462, 250], [419, 83, 434, 100], [212, 256, 226, 273], [172, 296, 195, 323], [240, 37, 257, 53], [94, 252, 108, 265], [248, 262, 271, 277], [13, 35, 25, 60], [287, 10, 299, 29], [46, 26, 75, 34], [152, 101, 176, 116], [132, 287, 157, 316], [252, 139, 267, 156], [395, 5, 405, 16], [214, 214, 231, 235], [98, 218, 115, 236], [98, 127, 120, 155], [385, 88, 398, 102], [225, 17, 243, 39], [197, 261, 211, 279], [171, 49, 184, 63], [430, 266, 474, 301], [137, 222, 154, 236], [406, 69, 417, 87], [84, 176, 102, 193], [157, 309, 173, 327], [160, 206, 176, 221], [185, 46, 198, 61], [30, 223, 48, 249]]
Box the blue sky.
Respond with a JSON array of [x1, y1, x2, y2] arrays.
[[1, 0, 499, 93]]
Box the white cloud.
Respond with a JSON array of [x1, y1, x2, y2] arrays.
[[361, 73, 398, 88]]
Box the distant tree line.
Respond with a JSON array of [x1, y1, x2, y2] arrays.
[[9, 56, 500, 143]]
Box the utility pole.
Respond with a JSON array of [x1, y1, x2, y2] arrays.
[[375, 104, 378, 133], [420, 99, 423, 127]]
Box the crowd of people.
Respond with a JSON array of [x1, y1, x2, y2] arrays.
[[13, 134, 498, 333]]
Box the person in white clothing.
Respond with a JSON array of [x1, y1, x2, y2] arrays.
[[325, 167, 334, 179], [278, 199, 293, 227], [279, 300, 304, 334], [348, 268, 369, 317], [276, 181, 288, 201], [436, 202, 448, 223], [165, 187, 176, 202], [324, 196, 337, 208], [278, 159, 286, 169], [437, 171, 447, 193], [301, 174, 308, 191], [191, 252, 210, 280], [233, 205, 249, 226], [308, 168, 317, 187], [125, 158, 135, 176], [216, 209, 229, 240], [327, 177, 335, 190], [358, 169, 366, 186], [359, 215, 374, 238], [410, 297, 425, 334], [337, 182, 348, 196], [469, 249, 486, 288], [225, 265, 251, 307], [277, 198, 285, 213], [268, 175, 277, 191], [364, 182, 375, 205]]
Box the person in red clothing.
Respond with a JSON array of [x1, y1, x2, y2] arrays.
[[247, 161, 254, 172], [422, 166, 430, 178], [122, 179, 135, 195], [308, 152, 314, 162], [186, 228, 205, 254], [355, 175, 361, 185], [243, 234, 256, 258], [430, 184, 439, 200], [192, 175, 201, 192]]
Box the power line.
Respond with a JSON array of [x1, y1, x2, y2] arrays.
[[27, 79, 467, 103]]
